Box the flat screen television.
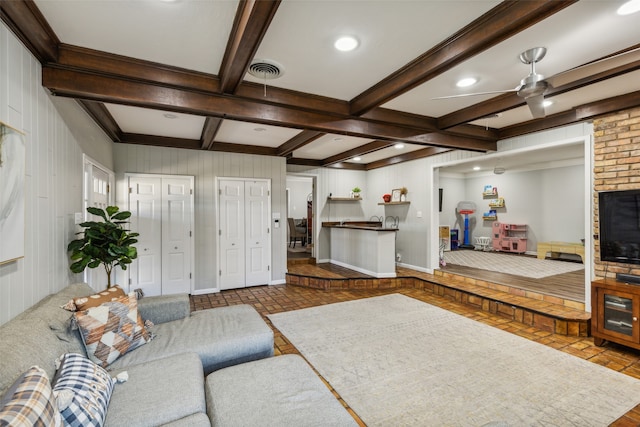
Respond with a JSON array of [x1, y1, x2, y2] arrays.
[[599, 189, 640, 265]]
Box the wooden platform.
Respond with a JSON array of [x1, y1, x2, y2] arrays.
[[286, 263, 590, 337]]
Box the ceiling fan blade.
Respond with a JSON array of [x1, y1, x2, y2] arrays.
[[525, 94, 545, 119], [432, 89, 517, 100], [547, 46, 640, 88]]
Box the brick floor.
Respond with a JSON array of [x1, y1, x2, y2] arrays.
[[191, 284, 640, 426]]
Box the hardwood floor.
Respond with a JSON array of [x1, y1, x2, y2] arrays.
[[191, 284, 640, 426], [441, 263, 585, 302]]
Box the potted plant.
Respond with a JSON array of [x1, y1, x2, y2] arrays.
[[352, 187, 362, 198], [400, 187, 408, 201], [67, 206, 139, 288]]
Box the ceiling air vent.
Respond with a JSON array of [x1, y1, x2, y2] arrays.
[[248, 59, 284, 80]]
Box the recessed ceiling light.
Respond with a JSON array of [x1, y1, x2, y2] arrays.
[[543, 100, 553, 107], [163, 113, 178, 119], [352, 157, 362, 162], [456, 77, 477, 88], [254, 127, 267, 132], [334, 36, 359, 52], [473, 166, 481, 171], [618, 0, 640, 15], [394, 143, 405, 149]]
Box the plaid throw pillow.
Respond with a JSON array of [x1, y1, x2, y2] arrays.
[[0, 366, 62, 427], [62, 286, 126, 312], [52, 353, 115, 427], [74, 292, 153, 368]]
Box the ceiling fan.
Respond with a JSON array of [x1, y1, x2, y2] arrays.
[[434, 46, 640, 119]]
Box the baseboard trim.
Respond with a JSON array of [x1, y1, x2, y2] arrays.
[[191, 287, 218, 295], [398, 262, 432, 274], [270, 279, 286, 285]]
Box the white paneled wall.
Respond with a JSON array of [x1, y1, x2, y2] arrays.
[[113, 144, 287, 291], [0, 22, 113, 325]]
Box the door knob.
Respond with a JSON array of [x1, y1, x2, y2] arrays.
[[634, 317, 638, 322]]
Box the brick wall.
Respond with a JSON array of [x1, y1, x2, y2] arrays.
[[593, 106, 640, 279]]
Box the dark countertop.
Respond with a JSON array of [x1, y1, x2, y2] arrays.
[[322, 221, 398, 231]]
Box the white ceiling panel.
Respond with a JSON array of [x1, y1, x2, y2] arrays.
[[216, 120, 301, 147], [105, 104, 205, 139], [245, 0, 500, 100], [348, 143, 426, 164], [34, 0, 238, 74], [293, 134, 375, 160]]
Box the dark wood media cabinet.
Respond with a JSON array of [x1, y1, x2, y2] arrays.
[[591, 279, 640, 349]]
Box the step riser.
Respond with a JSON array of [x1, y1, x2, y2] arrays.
[[285, 272, 589, 337]]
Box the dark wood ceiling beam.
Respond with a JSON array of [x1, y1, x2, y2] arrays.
[[120, 133, 202, 150], [361, 107, 497, 140], [575, 90, 640, 121], [210, 142, 278, 156], [57, 44, 494, 141], [497, 110, 577, 140], [219, 0, 281, 94], [77, 100, 122, 141], [58, 44, 219, 93], [365, 147, 451, 170], [43, 66, 497, 151], [201, 117, 223, 150], [323, 141, 393, 166], [286, 158, 323, 167], [277, 130, 324, 157], [348, 0, 577, 116], [0, 0, 59, 63], [498, 90, 640, 139]]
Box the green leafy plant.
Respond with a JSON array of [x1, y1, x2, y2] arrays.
[[68, 206, 139, 288], [352, 187, 361, 193]]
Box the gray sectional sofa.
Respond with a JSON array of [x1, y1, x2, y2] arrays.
[[0, 283, 274, 426], [0, 282, 359, 426]]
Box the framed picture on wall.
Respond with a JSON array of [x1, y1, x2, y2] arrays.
[[0, 121, 26, 265], [391, 188, 402, 202]]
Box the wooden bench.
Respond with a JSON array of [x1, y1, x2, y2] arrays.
[[537, 241, 585, 263]]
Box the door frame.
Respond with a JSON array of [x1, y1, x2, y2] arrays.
[[126, 173, 195, 294], [285, 173, 317, 262], [215, 177, 272, 290]]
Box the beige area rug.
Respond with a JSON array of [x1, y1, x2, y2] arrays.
[[444, 249, 584, 279], [269, 294, 640, 426]]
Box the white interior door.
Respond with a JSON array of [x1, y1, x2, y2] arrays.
[[219, 180, 245, 290], [245, 181, 270, 286], [162, 178, 192, 294], [129, 177, 162, 296], [128, 174, 193, 296], [219, 178, 271, 290]]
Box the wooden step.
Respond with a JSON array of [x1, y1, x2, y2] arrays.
[[286, 263, 590, 337]]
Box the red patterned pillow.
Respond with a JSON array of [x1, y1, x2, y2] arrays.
[[74, 292, 152, 368], [62, 286, 126, 312]]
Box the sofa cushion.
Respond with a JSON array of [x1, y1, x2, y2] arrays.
[[105, 352, 205, 427], [52, 353, 115, 427], [0, 366, 61, 427], [107, 305, 274, 374], [62, 286, 126, 312], [205, 354, 358, 427], [75, 293, 153, 368], [160, 413, 211, 427], [0, 317, 68, 397]]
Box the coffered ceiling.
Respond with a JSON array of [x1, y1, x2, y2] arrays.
[[1, 0, 639, 170]]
